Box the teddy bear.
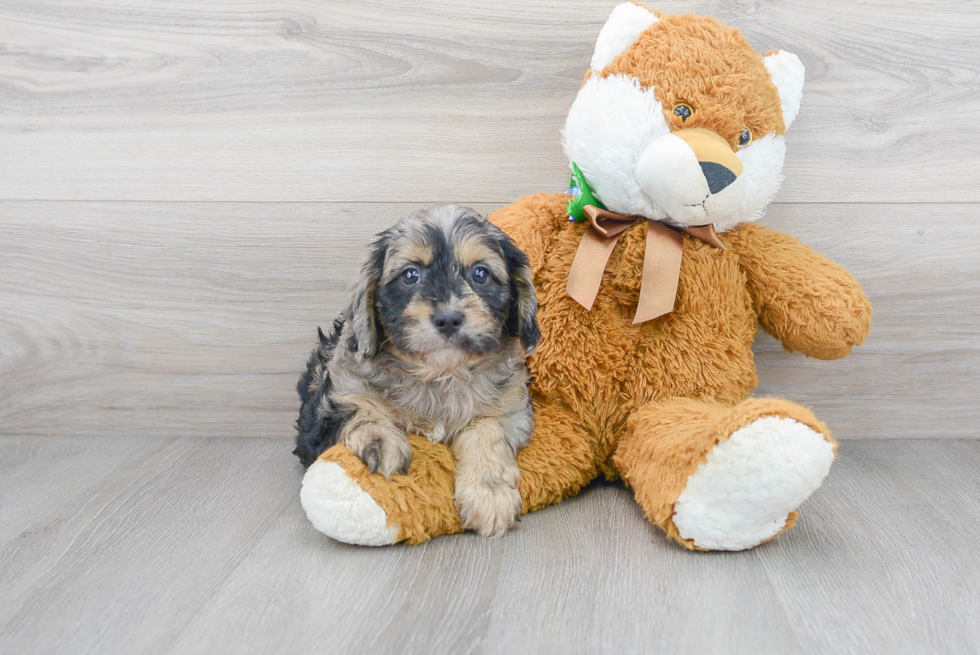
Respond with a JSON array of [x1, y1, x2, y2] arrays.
[[299, 2, 872, 551]]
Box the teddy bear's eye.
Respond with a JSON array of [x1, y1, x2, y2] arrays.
[[738, 128, 752, 147], [673, 103, 693, 122]]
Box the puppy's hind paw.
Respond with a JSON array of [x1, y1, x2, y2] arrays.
[[346, 424, 412, 479], [455, 479, 522, 538]]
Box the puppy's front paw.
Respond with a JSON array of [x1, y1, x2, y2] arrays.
[[345, 424, 411, 479], [454, 478, 522, 538]]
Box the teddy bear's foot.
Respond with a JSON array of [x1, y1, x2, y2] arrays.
[[300, 459, 398, 546], [671, 415, 834, 551], [615, 397, 837, 551], [300, 435, 464, 546]]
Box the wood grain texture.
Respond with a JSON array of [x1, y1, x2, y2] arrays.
[[0, 437, 299, 655], [0, 435, 171, 544], [1, 0, 978, 202], [1, 2, 977, 652], [2, 200, 977, 439], [0, 436, 978, 654]]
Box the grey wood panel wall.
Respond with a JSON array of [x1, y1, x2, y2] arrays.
[[2, 0, 979, 203], [1, 0, 978, 439]]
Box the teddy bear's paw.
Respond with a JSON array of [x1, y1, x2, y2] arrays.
[[300, 459, 398, 546], [454, 478, 522, 538], [672, 416, 835, 551]]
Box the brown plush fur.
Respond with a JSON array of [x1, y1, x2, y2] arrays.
[[614, 397, 835, 549], [315, 193, 870, 547], [320, 435, 463, 545]]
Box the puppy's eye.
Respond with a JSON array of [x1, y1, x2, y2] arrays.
[[673, 103, 693, 122], [400, 267, 420, 285], [471, 265, 490, 286], [738, 128, 752, 148]]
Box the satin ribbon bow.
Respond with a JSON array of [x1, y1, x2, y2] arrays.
[[566, 205, 727, 324]]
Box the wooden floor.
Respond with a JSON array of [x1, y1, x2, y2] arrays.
[[0, 436, 978, 654]]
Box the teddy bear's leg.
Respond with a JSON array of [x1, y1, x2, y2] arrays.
[[613, 397, 837, 551], [516, 402, 601, 513], [301, 402, 600, 545], [301, 435, 463, 546]]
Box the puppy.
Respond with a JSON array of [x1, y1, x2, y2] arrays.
[[294, 205, 540, 537]]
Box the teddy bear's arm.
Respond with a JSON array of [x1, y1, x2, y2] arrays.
[[727, 223, 872, 360]]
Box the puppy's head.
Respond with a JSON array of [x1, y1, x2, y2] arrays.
[[347, 205, 539, 366]]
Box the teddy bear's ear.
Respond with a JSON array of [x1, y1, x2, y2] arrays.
[[764, 50, 805, 129], [590, 3, 659, 72]]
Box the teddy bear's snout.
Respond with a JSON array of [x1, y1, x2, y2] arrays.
[[635, 127, 746, 226]]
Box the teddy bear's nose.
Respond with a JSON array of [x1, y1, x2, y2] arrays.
[[700, 161, 737, 194]]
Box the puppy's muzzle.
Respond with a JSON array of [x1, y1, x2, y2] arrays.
[[432, 309, 464, 337]]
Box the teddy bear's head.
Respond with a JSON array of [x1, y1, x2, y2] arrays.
[[563, 3, 805, 232]]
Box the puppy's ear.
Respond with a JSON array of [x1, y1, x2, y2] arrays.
[[500, 235, 540, 355], [346, 233, 388, 359]]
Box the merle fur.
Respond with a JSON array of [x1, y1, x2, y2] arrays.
[[293, 207, 539, 469], [374, 213, 538, 355], [293, 318, 355, 468]]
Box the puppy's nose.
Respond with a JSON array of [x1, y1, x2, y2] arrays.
[[699, 161, 737, 194], [432, 310, 464, 336]]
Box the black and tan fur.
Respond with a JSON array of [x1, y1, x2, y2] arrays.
[[295, 205, 539, 537]]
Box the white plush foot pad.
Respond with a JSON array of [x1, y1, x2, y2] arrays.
[[672, 416, 835, 551], [300, 460, 398, 546]]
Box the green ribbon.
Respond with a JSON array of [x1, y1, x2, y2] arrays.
[[566, 162, 605, 222]]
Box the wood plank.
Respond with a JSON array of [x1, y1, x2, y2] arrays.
[[479, 484, 805, 654], [0, 437, 299, 655], [0, 201, 502, 440], [0, 435, 171, 542], [1, 437, 979, 654], [1, 200, 977, 439], [171, 481, 807, 655], [758, 440, 980, 654], [172, 504, 508, 655], [1, 0, 978, 203]]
